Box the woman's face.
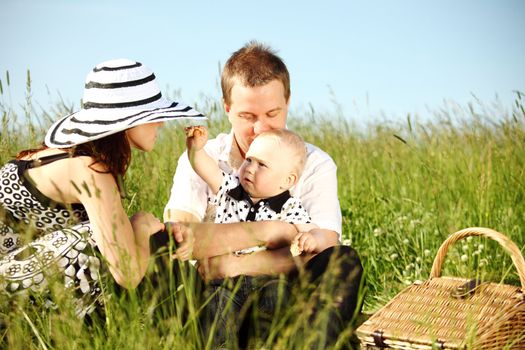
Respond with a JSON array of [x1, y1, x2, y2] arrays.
[[126, 122, 164, 151]]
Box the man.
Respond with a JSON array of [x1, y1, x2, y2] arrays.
[[164, 41, 363, 347]]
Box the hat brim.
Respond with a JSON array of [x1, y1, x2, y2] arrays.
[[45, 97, 206, 148]]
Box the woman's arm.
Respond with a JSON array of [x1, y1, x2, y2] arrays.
[[74, 159, 163, 288]]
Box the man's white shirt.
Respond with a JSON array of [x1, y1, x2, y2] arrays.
[[164, 130, 342, 239]]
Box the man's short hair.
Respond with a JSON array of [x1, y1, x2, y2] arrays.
[[221, 40, 290, 106], [257, 129, 307, 177]]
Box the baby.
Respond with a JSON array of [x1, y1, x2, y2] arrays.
[[185, 126, 320, 256]]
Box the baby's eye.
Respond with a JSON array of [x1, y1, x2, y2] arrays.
[[246, 157, 252, 163]]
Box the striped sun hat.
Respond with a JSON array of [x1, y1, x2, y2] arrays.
[[45, 58, 206, 148]]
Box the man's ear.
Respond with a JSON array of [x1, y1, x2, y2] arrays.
[[223, 98, 231, 113]]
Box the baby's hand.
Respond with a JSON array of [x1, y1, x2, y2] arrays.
[[165, 222, 195, 261], [185, 126, 208, 151], [290, 231, 319, 256]]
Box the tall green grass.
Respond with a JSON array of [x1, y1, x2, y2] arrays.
[[1, 74, 524, 348]]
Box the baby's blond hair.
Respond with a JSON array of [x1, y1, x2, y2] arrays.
[[256, 129, 307, 177]]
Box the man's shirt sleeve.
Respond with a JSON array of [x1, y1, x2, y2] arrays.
[[296, 145, 342, 239]]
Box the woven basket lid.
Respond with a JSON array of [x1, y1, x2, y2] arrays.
[[357, 227, 525, 349]]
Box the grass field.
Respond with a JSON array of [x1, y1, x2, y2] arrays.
[[1, 83, 524, 348]]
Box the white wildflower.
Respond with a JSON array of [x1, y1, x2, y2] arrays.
[[409, 220, 420, 229]]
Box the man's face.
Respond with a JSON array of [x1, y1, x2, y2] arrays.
[[225, 79, 289, 157]]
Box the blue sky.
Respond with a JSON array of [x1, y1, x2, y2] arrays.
[[1, 0, 524, 123]]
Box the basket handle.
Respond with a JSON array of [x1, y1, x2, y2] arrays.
[[430, 227, 525, 290]]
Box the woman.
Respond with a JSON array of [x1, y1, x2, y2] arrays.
[[0, 58, 205, 317]]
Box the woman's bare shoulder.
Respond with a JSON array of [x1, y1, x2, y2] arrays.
[[68, 158, 118, 203], [33, 152, 113, 186], [72, 158, 114, 186]]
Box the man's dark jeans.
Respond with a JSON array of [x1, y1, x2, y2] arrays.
[[203, 245, 364, 349], [203, 275, 289, 349]]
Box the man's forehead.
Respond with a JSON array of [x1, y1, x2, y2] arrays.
[[230, 80, 287, 104]]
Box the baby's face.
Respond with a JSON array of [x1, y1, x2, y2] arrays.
[[238, 136, 297, 200]]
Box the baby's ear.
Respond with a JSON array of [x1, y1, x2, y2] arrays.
[[286, 172, 298, 187]]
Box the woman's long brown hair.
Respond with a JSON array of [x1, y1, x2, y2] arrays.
[[16, 131, 131, 193]]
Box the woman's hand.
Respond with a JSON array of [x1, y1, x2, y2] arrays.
[[130, 211, 164, 246]]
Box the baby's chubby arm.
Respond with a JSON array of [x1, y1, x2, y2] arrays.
[[185, 126, 223, 194]]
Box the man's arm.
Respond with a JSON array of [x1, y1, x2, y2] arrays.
[[169, 220, 298, 259], [199, 228, 339, 279], [198, 247, 304, 279], [298, 145, 343, 239]]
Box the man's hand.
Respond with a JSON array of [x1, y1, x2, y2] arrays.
[[197, 253, 237, 280]]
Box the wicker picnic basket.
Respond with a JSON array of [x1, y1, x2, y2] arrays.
[[356, 227, 525, 349]]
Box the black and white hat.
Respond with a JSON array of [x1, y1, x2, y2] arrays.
[[45, 58, 206, 148]]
